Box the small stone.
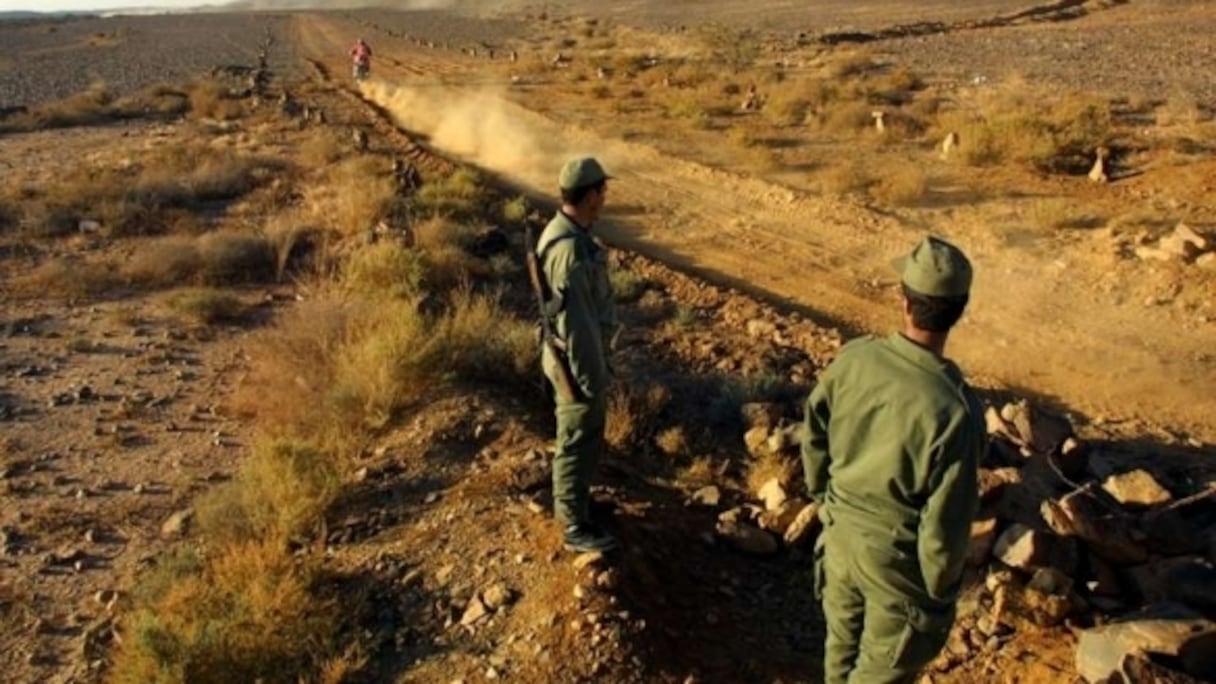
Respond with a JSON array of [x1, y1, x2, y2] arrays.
[[94, 589, 118, 606], [689, 485, 721, 507], [133, 483, 146, 495], [1102, 470, 1173, 508], [160, 509, 193, 538], [743, 426, 769, 455], [757, 477, 787, 511], [460, 597, 489, 626], [595, 569, 619, 591], [573, 585, 588, 600], [424, 492, 440, 504], [573, 552, 605, 570], [482, 583, 514, 611]]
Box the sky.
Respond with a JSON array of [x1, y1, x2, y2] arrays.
[[0, 0, 203, 10]]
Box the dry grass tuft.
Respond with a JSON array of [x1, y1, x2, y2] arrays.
[[165, 288, 247, 326], [313, 157, 396, 236], [870, 165, 930, 207], [300, 129, 348, 167], [196, 441, 341, 545], [342, 241, 428, 300], [15, 257, 119, 299], [655, 426, 689, 456], [108, 540, 334, 684], [821, 162, 874, 196], [412, 168, 486, 221], [187, 79, 243, 121]]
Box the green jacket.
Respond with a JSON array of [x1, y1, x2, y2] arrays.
[[536, 211, 618, 400], [802, 333, 984, 602]]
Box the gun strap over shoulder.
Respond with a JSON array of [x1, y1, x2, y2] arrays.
[[535, 232, 580, 320]]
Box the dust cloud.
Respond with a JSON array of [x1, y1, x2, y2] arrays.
[[359, 79, 607, 194]]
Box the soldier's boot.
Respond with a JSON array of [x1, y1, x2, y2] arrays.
[[563, 523, 618, 553]]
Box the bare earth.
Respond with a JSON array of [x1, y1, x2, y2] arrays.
[[1, 2, 1215, 683]]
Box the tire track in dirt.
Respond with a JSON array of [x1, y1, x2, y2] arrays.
[[293, 13, 1216, 443]]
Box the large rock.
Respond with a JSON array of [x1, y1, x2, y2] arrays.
[[1041, 489, 1148, 565], [1102, 470, 1173, 508], [1076, 604, 1216, 682], [1126, 558, 1216, 617], [716, 519, 780, 556], [978, 467, 1022, 505], [999, 400, 1073, 455], [993, 523, 1078, 574]]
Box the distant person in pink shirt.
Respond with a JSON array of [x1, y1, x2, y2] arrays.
[[350, 38, 372, 80]]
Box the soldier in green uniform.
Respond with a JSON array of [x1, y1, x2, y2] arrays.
[[536, 157, 620, 553], [802, 236, 985, 684]]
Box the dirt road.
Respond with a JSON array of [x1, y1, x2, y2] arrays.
[[294, 13, 1214, 443]]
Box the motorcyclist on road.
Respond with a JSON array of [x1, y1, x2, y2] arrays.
[[350, 38, 373, 79]]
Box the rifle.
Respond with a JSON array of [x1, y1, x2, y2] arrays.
[[525, 227, 580, 403]]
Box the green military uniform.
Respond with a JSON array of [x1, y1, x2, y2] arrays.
[[537, 202, 617, 530], [802, 238, 985, 684]]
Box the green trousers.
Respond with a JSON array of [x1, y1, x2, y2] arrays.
[[551, 392, 606, 528], [816, 524, 955, 684]]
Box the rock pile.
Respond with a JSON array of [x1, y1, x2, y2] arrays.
[[958, 399, 1216, 682]]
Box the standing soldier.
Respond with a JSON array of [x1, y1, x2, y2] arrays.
[[533, 158, 619, 553], [803, 236, 985, 684]]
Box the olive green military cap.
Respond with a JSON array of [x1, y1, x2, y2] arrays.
[[891, 236, 973, 297], [559, 157, 612, 190]]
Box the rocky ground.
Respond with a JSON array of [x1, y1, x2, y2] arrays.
[[1, 3, 1215, 684], [0, 13, 300, 108]]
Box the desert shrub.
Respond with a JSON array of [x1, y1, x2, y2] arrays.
[[14, 257, 118, 299], [124, 236, 203, 287], [606, 384, 670, 450], [412, 168, 486, 221], [197, 231, 276, 285], [412, 216, 480, 251], [187, 79, 243, 120], [0, 83, 116, 132], [611, 268, 647, 303], [655, 426, 689, 456], [196, 441, 341, 545], [501, 195, 529, 225], [300, 129, 348, 167], [165, 288, 246, 326], [342, 242, 428, 300], [823, 102, 875, 134], [829, 51, 877, 79], [320, 156, 396, 235], [765, 93, 811, 127], [938, 93, 1113, 173], [871, 166, 929, 207], [432, 287, 536, 384], [108, 540, 333, 684], [821, 162, 874, 195]]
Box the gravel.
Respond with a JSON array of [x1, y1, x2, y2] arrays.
[[0, 13, 301, 108]]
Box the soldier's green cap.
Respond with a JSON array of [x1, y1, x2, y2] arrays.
[[890, 236, 973, 297], [559, 157, 612, 191]]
